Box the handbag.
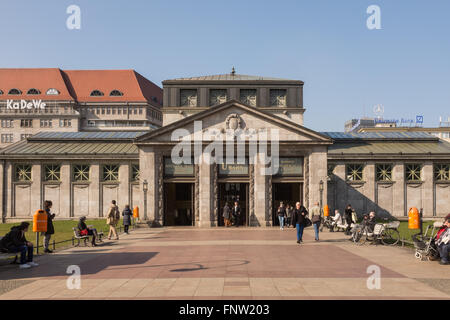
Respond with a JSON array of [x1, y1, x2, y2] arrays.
[[80, 229, 88, 236], [311, 215, 321, 224]]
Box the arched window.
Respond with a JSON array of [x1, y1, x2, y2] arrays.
[[27, 88, 41, 95], [8, 88, 22, 95], [46, 88, 60, 95], [109, 90, 123, 96], [90, 90, 104, 96]]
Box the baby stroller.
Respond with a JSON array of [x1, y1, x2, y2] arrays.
[[412, 221, 442, 261]]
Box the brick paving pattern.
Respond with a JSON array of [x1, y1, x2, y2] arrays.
[[0, 227, 449, 299]]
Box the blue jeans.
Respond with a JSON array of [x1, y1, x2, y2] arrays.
[[313, 223, 320, 240], [278, 216, 285, 228], [296, 224, 304, 241], [9, 245, 33, 264], [439, 243, 449, 263]]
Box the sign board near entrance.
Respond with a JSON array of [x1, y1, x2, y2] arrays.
[[219, 160, 249, 176], [276, 157, 304, 176], [164, 158, 194, 176]]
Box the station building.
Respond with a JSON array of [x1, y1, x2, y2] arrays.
[[0, 70, 449, 226]]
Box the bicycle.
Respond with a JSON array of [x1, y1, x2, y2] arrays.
[[352, 219, 400, 246]]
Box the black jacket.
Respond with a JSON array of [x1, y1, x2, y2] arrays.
[[344, 208, 353, 223], [122, 207, 132, 226], [45, 208, 56, 235], [277, 206, 286, 217], [78, 220, 88, 231], [292, 206, 308, 226], [232, 206, 241, 217], [0, 226, 28, 251]]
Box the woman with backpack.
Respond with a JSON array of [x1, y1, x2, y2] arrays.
[[107, 200, 119, 240], [122, 204, 132, 234]]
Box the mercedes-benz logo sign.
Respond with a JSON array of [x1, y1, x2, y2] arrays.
[[373, 104, 384, 116]]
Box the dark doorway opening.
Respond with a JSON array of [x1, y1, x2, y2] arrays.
[[218, 183, 248, 226], [272, 183, 302, 226], [164, 183, 194, 226]]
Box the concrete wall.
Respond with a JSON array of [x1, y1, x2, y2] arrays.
[[328, 161, 450, 218]]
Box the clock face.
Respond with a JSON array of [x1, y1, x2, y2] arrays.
[[240, 89, 257, 106], [270, 89, 287, 106], [209, 89, 227, 106], [180, 89, 198, 107]]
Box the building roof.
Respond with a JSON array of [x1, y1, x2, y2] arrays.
[[63, 70, 162, 104], [328, 140, 450, 156], [0, 140, 138, 157], [322, 131, 438, 141], [0, 68, 75, 101], [29, 131, 147, 141], [163, 73, 303, 85], [0, 68, 163, 105]]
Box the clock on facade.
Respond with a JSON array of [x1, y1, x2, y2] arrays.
[[209, 89, 227, 106], [180, 89, 198, 107]]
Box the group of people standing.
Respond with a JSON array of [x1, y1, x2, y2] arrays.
[[222, 201, 242, 227], [277, 201, 322, 242]]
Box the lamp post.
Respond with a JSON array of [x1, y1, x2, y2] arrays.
[[319, 180, 324, 216], [143, 179, 148, 221]]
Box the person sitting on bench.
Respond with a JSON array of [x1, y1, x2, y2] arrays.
[[77, 216, 98, 247], [0, 222, 39, 269]]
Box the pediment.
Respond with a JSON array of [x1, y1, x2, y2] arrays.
[[135, 100, 331, 144]]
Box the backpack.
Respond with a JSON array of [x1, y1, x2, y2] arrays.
[[114, 206, 120, 220]]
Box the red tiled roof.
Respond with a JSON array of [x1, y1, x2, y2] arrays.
[[0, 68, 75, 101], [63, 69, 162, 104], [0, 68, 162, 105]]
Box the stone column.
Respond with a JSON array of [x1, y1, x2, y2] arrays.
[[198, 153, 212, 227], [89, 164, 100, 217], [253, 152, 268, 227], [31, 164, 41, 214], [308, 147, 328, 210], [118, 164, 129, 208], [364, 163, 376, 213], [139, 147, 157, 223], [334, 163, 347, 211], [392, 163, 405, 217], [60, 163, 70, 218], [5, 163, 12, 218], [421, 162, 434, 217]]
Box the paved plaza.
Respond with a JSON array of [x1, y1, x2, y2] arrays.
[[0, 227, 449, 300]]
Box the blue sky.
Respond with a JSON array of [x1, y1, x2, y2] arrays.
[[1, 0, 449, 131]]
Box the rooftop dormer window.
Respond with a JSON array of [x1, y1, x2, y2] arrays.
[[240, 89, 257, 107], [90, 90, 104, 97], [270, 89, 287, 107], [27, 88, 41, 95], [110, 90, 123, 96], [8, 88, 22, 95], [46, 88, 60, 95], [180, 89, 197, 107], [0, 90, 3, 95]]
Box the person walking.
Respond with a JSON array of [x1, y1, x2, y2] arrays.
[[43, 200, 56, 253], [232, 201, 241, 227], [107, 200, 119, 240], [277, 202, 286, 230], [0, 222, 38, 269], [344, 204, 354, 235], [223, 202, 231, 227], [292, 202, 308, 244], [310, 202, 321, 241], [122, 204, 132, 234]]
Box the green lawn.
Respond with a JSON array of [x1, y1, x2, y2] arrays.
[[0, 219, 130, 252], [397, 220, 438, 242]]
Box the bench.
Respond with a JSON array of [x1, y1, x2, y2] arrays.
[[0, 236, 19, 264], [72, 228, 104, 247]]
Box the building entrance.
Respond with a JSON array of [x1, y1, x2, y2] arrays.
[[163, 183, 194, 226], [272, 183, 302, 226], [218, 183, 248, 226]]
